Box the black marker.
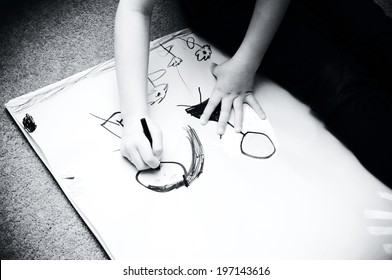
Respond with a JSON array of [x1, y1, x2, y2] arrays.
[[141, 118, 162, 170], [140, 118, 153, 147]]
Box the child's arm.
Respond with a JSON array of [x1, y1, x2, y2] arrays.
[[200, 0, 291, 135], [115, 0, 162, 170]]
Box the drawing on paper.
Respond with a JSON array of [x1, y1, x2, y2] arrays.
[[179, 87, 276, 159], [178, 36, 212, 61], [147, 69, 169, 105], [158, 44, 183, 68], [136, 126, 204, 193], [157, 37, 212, 96], [90, 111, 123, 139], [90, 112, 205, 192]]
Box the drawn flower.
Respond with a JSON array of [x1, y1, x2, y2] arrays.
[[195, 45, 212, 61], [168, 56, 183, 67], [148, 83, 168, 105]]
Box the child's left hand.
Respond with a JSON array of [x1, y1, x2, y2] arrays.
[[200, 59, 266, 135]]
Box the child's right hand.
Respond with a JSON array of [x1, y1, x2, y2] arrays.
[[120, 116, 163, 170]]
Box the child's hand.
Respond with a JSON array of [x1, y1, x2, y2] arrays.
[[120, 116, 163, 170], [200, 60, 266, 135]]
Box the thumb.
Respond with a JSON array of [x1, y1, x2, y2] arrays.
[[210, 63, 218, 79]]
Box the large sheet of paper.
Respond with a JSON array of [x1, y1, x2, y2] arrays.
[[6, 29, 392, 259]]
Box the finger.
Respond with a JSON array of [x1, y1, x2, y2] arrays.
[[137, 141, 160, 169], [233, 97, 244, 133], [210, 63, 218, 78], [150, 125, 163, 159], [245, 94, 266, 120], [122, 146, 148, 170], [132, 151, 149, 170], [217, 97, 233, 135], [200, 94, 221, 125]]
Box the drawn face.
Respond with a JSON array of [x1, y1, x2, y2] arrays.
[[136, 161, 188, 192], [135, 126, 204, 193], [148, 84, 168, 105], [168, 56, 183, 67]]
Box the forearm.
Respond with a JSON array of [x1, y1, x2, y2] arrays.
[[115, 0, 154, 122], [232, 0, 291, 73]]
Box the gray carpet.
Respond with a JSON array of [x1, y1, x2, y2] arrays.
[[1, 0, 391, 259]]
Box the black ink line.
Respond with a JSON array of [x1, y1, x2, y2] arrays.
[[148, 69, 166, 83], [179, 88, 276, 159], [175, 66, 191, 94], [90, 111, 123, 139], [135, 126, 204, 193], [178, 36, 203, 49], [159, 43, 176, 58], [89, 113, 118, 126], [148, 77, 155, 87]]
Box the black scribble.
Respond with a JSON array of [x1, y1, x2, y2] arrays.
[[179, 87, 276, 159], [135, 126, 204, 193], [22, 113, 37, 133]]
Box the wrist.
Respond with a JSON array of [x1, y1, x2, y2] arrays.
[[230, 52, 260, 75], [121, 109, 149, 126]]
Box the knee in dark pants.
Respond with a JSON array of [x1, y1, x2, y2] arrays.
[[309, 57, 372, 120], [326, 89, 392, 188]]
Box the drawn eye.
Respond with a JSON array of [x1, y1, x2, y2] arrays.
[[240, 132, 276, 159]]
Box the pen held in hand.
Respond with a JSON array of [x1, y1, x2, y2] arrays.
[[140, 118, 153, 148], [140, 118, 161, 170]]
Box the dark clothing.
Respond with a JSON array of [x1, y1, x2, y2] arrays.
[[180, 0, 392, 187]]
